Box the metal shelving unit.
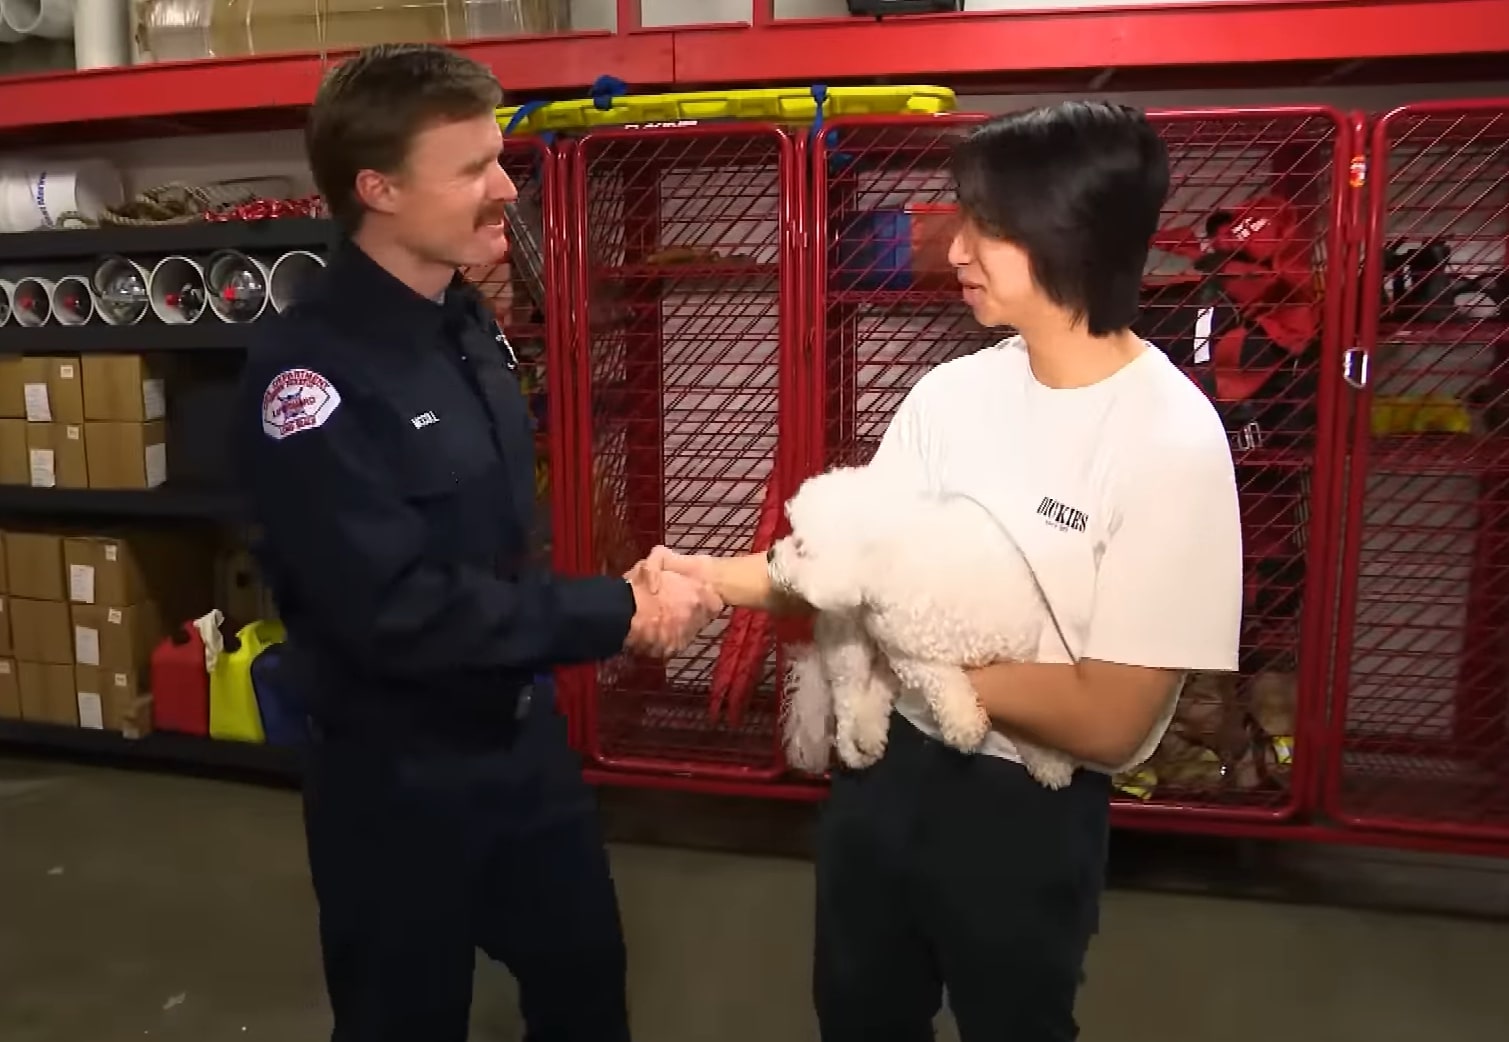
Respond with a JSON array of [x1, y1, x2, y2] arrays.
[[0, 218, 333, 263], [0, 484, 240, 520], [2, 323, 268, 354]]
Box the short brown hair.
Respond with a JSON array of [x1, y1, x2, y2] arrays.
[[306, 43, 503, 233]]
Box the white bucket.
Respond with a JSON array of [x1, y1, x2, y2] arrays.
[[0, 0, 75, 40], [73, 0, 130, 70], [51, 275, 96, 326], [268, 251, 326, 314], [206, 249, 270, 324], [12, 277, 55, 327], [91, 255, 150, 326], [0, 164, 40, 232], [148, 255, 208, 325], [0, 159, 123, 231]]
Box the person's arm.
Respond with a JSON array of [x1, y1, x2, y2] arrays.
[[238, 357, 655, 678], [660, 549, 809, 615], [969, 431, 1244, 767]]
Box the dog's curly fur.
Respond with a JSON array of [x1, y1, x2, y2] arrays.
[[775, 465, 1077, 789]]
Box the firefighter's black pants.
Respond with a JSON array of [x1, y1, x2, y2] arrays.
[[301, 694, 629, 1042]]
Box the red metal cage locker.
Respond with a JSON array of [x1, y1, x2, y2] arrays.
[[1325, 99, 1509, 850], [563, 122, 807, 783], [809, 107, 1352, 827]]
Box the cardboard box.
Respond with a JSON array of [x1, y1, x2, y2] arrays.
[[74, 665, 153, 736], [18, 357, 84, 424], [11, 598, 73, 664], [64, 536, 149, 605], [0, 357, 25, 419], [82, 355, 169, 423], [64, 530, 216, 626], [25, 422, 88, 489], [17, 357, 49, 422], [85, 421, 167, 489], [18, 661, 77, 725], [5, 532, 66, 600], [0, 659, 19, 719], [0, 418, 26, 485], [71, 602, 161, 671], [0, 595, 10, 656]]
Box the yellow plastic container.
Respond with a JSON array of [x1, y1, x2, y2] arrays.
[[499, 85, 956, 136], [1370, 394, 1473, 436], [209, 619, 286, 744]]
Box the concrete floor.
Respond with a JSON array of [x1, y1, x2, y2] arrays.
[[3, 756, 1508, 1042]]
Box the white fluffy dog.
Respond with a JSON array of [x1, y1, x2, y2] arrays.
[[773, 465, 1077, 790]]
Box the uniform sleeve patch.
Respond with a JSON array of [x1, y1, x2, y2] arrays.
[[262, 368, 342, 441]]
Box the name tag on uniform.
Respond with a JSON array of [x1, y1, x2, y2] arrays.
[[411, 411, 439, 429]]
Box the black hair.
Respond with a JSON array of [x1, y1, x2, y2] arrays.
[[950, 101, 1170, 336]]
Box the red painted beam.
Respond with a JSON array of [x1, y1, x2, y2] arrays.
[[0, 32, 674, 134], [2, 2, 1506, 137], [672, 0, 1509, 84]]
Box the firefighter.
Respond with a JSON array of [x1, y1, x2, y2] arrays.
[[231, 43, 719, 1042]]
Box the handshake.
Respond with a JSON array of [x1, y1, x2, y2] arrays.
[[623, 547, 724, 657]]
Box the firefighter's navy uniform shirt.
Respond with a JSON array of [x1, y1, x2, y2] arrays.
[[231, 241, 636, 745]]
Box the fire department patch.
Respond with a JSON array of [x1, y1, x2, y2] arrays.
[[262, 368, 342, 441]]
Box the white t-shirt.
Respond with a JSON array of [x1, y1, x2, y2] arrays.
[[869, 335, 1243, 774]]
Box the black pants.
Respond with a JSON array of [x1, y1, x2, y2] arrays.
[[301, 700, 630, 1042], [815, 714, 1110, 1041]]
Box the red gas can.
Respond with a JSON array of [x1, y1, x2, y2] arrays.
[[151, 622, 210, 736]]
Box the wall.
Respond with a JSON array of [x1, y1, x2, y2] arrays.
[[0, 35, 70, 74], [0, 0, 1395, 62], [624, 0, 1367, 28], [638, 0, 1264, 27]]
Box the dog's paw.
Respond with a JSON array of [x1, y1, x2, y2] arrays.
[[835, 724, 883, 770], [854, 725, 888, 763], [849, 702, 891, 763], [937, 699, 992, 752], [840, 743, 883, 770], [785, 740, 832, 775], [1021, 748, 1077, 790]]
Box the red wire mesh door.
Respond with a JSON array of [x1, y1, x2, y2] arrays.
[[812, 109, 1348, 822], [1134, 107, 1349, 824], [566, 124, 802, 779], [1325, 101, 1509, 847], [812, 115, 996, 474]]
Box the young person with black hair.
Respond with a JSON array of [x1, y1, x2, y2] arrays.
[[646, 102, 1244, 1040]]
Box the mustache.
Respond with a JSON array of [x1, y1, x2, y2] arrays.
[[477, 203, 510, 228]]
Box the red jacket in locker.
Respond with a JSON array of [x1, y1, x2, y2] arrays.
[[1153, 195, 1320, 403]]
